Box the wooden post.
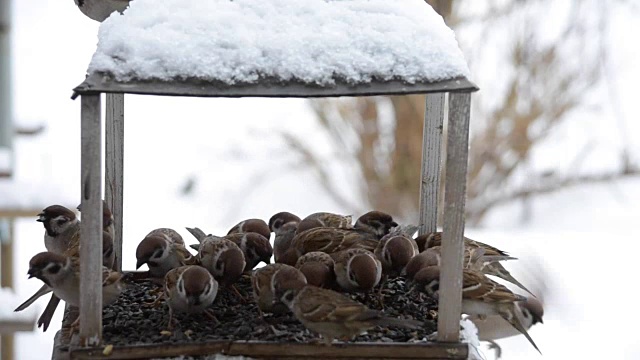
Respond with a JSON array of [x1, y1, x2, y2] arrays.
[[437, 92, 471, 342], [418, 93, 445, 235], [1, 218, 15, 360], [105, 93, 124, 271], [80, 94, 103, 346]]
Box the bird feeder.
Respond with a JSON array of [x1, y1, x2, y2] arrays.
[[64, 0, 478, 358]]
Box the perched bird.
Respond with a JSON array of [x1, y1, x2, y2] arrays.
[[227, 218, 271, 240], [295, 252, 335, 289], [469, 297, 544, 358], [135, 229, 196, 279], [331, 248, 381, 293], [412, 266, 541, 354], [295, 212, 353, 234], [251, 263, 307, 315], [26, 251, 123, 332], [74, 0, 131, 22], [374, 225, 419, 277], [76, 199, 115, 244], [280, 285, 422, 345], [269, 212, 301, 265], [354, 211, 398, 238], [415, 232, 533, 296], [291, 227, 379, 261], [37, 205, 80, 255], [221, 232, 273, 272], [164, 265, 219, 329], [196, 235, 246, 296]]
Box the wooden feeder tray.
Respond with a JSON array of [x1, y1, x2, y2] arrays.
[[52, 272, 470, 360]]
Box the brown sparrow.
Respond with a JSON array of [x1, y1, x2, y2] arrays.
[[74, 0, 131, 22], [251, 263, 307, 315], [227, 218, 271, 240], [222, 232, 273, 272], [269, 212, 301, 265], [164, 265, 219, 329], [354, 211, 398, 238], [295, 212, 353, 234], [331, 248, 381, 293], [197, 235, 246, 289], [27, 251, 123, 308], [76, 199, 115, 243], [280, 285, 422, 345], [415, 232, 533, 296], [291, 227, 379, 262], [136, 230, 196, 278], [412, 266, 541, 354], [294, 251, 335, 288], [374, 225, 419, 277], [38, 205, 80, 255]]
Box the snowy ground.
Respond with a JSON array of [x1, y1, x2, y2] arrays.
[[4, 1, 640, 360]]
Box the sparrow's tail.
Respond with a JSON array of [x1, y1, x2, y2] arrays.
[[185, 227, 207, 243], [502, 309, 542, 355], [14, 284, 52, 312], [37, 295, 61, 332], [485, 262, 536, 297]]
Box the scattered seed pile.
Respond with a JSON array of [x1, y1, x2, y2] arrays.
[[86, 273, 438, 347]]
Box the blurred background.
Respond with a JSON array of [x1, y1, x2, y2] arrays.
[[1, 0, 639, 359]]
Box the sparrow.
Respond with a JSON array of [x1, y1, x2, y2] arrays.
[[220, 232, 273, 272], [294, 251, 335, 289], [164, 265, 219, 329], [415, 232, 534, 296], [331, 248, 381, 293], [404, 246, 516, 280], [251, 263, 307, 315], [295, 212, 353, 234], [374, 225, 420, 277], [187, 227, 272, 272], [291, 227, 379, 262], [270, 212, 302, 265], [354, 211, 398, 238], [280, 285, 422, 345], [37, 205, 80, 255], [268, 211, 302, 234], [136, 229, 196, 279], [26, 251, 124, 332], [196, 235, 246, 291], [469, 297, 544, 358], [227, 218, 271, 240], [76, 199, 115, 243], [412, 266, 541, 354], [74, 0, 131, 22]]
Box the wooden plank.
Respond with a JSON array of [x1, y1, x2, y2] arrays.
[[80, 94, 104, 346], [69, 341, 469, 360], [437, 93, 471, 342], [72, 74, 478, 99], [0, 321, 35, 334], [1, 218, 15, 360], [418, 93, 445, 235], [105, 93, 124, 271]]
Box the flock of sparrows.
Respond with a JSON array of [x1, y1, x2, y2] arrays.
[[14, 203, 543, 355]]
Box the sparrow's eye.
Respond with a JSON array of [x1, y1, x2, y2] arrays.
[[48, 264, 61, 275], [203, 284, 210, 294]]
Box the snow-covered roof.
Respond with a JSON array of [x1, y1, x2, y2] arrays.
[[75, 0, 476, 98], [0, 179, 76, 215]]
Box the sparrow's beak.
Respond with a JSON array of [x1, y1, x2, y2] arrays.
[[36, 214, 46, 222], [135, 259, 147, 270], [27, 268, 39, 279], [190, 244, 200, 251], [390, 221, 399, 228], [76, 204, 82, 211]]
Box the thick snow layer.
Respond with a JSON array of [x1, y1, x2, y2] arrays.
[[0, 287, 37, 322], [88, 0, 470, 85], [460, 318, 483, 360]]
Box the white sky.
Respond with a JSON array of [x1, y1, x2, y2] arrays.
[[3, 1, 640, 360]]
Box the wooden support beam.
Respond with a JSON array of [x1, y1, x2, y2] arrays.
[[1, 218, 15, 360], [418, 93, 445, 235], [437, 92, 471, 342], [80, 94, 103, 346], [105, 93, 124, 271]]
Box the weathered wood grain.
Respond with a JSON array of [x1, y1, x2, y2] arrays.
[[419, 93, 445, 235], [437, 93, 471, 342], [105, 93, 124, 271]]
